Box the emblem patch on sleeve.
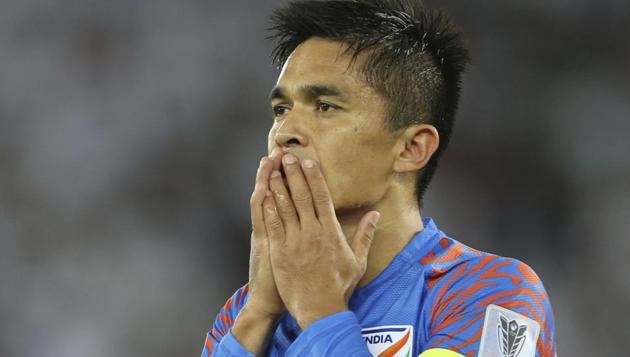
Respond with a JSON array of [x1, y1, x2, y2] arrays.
[[361, 325, 413, 357], [478, 304, 540, 357]]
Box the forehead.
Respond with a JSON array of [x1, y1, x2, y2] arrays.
[[275, 37, 373, 98]]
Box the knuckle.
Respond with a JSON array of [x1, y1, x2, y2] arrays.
[[311, 190, 331, 204], [292, 191, 312, 205], [269, 217, 284, 231]]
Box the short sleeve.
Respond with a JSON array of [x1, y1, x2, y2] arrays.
[[424, 256, 556, 357]]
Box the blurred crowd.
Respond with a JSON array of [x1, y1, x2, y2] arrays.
[[1, 0, 628, 355]]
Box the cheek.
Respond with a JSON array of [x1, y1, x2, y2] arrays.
[[322, 141, 391, 206]]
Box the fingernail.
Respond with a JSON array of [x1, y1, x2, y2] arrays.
[[302, 159, 314, 169], [370, 212, 381, 226], [284, 154, 296, 165], [270, 170, 281, 178], [259, 157, 266, 166]]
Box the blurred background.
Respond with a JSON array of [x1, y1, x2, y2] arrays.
[[1, 0, 628, 355]]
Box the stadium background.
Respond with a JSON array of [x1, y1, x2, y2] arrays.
[[1, 0, 628, 355]]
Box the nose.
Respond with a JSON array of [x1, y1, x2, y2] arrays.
[[274, 127, 308, 148], [275, 132, 306, 148]]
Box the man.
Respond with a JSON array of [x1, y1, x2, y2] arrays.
[[202, 0, 556, 356]]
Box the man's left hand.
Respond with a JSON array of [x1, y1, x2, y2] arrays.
[[261, 153, 381, 329]]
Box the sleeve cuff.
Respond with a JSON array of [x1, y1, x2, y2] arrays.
[[286, 310, 369, 356], [217, 331, 256, 357]]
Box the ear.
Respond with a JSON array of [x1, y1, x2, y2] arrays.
[[393, 124, 440, 174]]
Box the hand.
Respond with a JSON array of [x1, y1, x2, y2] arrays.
[[262, 153, 381, 329], [245, 155, 286, 318]]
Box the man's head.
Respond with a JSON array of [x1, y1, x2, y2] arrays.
[[266, 0, 469, 213]]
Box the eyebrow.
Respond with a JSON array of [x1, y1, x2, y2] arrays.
[[268, 84, 348, 103]]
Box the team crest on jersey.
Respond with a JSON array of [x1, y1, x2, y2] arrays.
[[361, 325, 413, 357], [478, 305, 540, 357]]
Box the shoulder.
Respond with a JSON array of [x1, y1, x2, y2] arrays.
[[422, 236, 548, 300], [420, 237, 556, 356]]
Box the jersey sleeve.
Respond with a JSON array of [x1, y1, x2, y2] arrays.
[[201, 283, 253, 357], [285, 310, 372, 356], [423, 256, 556, 357]]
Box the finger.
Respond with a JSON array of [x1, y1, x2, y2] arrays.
[[350, 212, 380, 269], [300, 159, 336, 225], [262, 189, 285, 243], [269, 148, 284, 172], [269, 169, 300, 233], [282, 154, 318, 228], [251, 157, 273, 237]]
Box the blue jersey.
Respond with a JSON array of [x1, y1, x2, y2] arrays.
[[202, 218, 556, 357]]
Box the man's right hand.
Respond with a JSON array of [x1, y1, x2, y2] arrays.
[[230, 152, 285, 355], [245, 153, 286, 317]]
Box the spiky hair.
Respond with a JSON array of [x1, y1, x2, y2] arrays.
[[267, 0, 470, 207]]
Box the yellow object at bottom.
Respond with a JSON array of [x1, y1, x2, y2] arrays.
[[418, 348, 465, 357]]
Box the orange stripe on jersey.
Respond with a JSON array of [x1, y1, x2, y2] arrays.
[[211, 329, 222, 345], [477, 260, 521, 286], [464, 255, 495, 278], [497, 299, 545, 329], [420, 250, 436, 265], [236, 284, 250, 306], [517, 262, 541, 285], [448, 324, 483, 352], [490, 287, 544, 320], [429, 263, 469, 318], [432, 281, 492, 327], [473, 290, 522, 311], [378, 330, 410, 357], [430, 313, 485, 347], [429, 256, 494, 321], [538, 315, 556, 357], [224, 296, 233, 311], [434, 243, 466, 264], [455, 282, 494, 308], [205, 334, 214, 353], [219, 313, 234, 332]]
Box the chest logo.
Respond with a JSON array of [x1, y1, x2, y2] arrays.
[[361, 325, 413, 357]]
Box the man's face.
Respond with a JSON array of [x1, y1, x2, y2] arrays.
[[268, 37, 398, 214]]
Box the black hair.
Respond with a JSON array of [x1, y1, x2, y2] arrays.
[[267, 0, 470, 208]]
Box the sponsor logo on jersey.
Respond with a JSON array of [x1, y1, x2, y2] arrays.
[[361, 325, 413, 357], [478, 305, 540, 357]]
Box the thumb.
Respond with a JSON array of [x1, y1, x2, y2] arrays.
[[351, 211, 380, 266]]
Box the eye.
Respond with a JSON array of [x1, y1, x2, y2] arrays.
[[317, 101, 337, 113], [272, 105, 289, 119]]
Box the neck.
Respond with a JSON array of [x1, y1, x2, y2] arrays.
[[338, 200, 424, 289]]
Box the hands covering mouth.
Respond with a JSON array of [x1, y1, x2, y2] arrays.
[[248, 148, 382, 331]]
